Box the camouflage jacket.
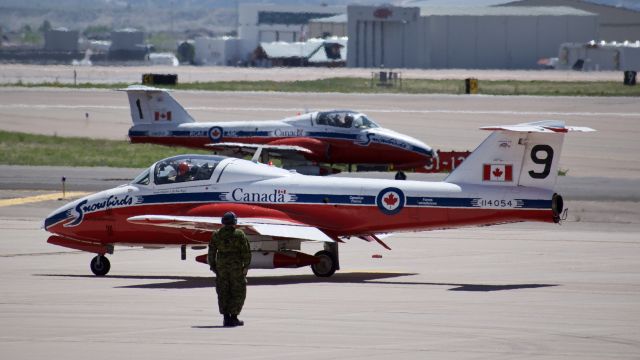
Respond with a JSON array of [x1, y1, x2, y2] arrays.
[[208, 226, 251, 271]]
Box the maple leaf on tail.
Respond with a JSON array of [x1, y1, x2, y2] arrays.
[[492, 167, 503, 178]]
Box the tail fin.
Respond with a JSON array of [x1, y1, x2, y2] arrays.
[[445, 121, 595, 190], [119, 85, 195, 125]]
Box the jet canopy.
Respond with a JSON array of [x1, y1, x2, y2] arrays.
[[132, 154, 226, 186], [315, 111, 379, 129]]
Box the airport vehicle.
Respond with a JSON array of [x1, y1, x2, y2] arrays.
[[44, 121, 593, 277], [123, 85, 435, 176]]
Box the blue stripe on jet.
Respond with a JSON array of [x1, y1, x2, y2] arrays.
[[409, 145, 433, 157], [292, 194, 376, 205], [517, 199, 552, 209], [140, 192, 226, 204], [138, 192, 550, 210], [44, 211, 70, 229], [47, 194, 549, 220], [306, 132, 358, 140], [129, 130, 212, 138], [229, 131, 270, 137], [129, 130, 432, 156], [406, 197, 476, 207]]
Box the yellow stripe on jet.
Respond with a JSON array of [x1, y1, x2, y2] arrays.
[[0, 192, 90, 208]]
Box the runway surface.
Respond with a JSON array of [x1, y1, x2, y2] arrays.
[[0, 64, 625, 84], [1, 87, 639, 359], [1, 202, 639, 359], [1, 87, 639, 179]]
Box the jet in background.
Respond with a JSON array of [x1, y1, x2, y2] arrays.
[[44, 121, 593, 277], [123, 85, 435, 177]]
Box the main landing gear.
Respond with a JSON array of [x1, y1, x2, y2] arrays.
[[311, 243, 339, 277], [311, 251, 336, 277], [90, 255, 111, 276]]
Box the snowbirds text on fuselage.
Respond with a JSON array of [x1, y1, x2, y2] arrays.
[[44, 121, 594, 277], [123, 85, 435, 176]]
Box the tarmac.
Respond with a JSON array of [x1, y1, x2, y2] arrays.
[[0, 64, 626, 84], [1, 87, 639, 359]]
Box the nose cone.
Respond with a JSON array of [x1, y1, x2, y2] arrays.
[[43, 197, 87, 232], [44, 186, 139, 234], [371, 128, 435, 158]]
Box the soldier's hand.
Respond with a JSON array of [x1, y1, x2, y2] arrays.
[[243, 267, 248, 276]]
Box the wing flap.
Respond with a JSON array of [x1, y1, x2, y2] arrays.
[[206, 142, 313, 154], [127, 215, 334, 243], [250, 223, 332, 242]]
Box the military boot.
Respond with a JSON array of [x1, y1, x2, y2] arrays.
[[223, 314, 232, 327], [230, 315, 244, 326]]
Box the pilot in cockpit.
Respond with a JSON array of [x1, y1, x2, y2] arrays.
[[155, 158, 217, 185], [175, 161, 192, 182], [343, 114, 354, 128]]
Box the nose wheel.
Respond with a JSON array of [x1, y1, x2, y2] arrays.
[[394, 171, 407, 180], [90, 255, 111, 276]]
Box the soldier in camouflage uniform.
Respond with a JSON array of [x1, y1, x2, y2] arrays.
[[208, 212, 251, 327]]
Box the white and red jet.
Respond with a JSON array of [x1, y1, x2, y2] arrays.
[[44, 121, 593, 277], [123, 85, 435, 176]]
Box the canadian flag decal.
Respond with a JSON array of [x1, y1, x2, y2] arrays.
[[483, 164, 513, 182], [154, 111, 172, 121]]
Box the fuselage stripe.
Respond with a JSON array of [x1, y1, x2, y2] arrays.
[[128, 130, 432, 157], [45, 192, 552, 230]]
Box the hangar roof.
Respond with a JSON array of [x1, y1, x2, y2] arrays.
[[419, 6, 596, 16], [310, 14, 347, 23], [404, 0, 639, 11]]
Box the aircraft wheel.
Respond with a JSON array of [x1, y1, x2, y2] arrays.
[[395, 171, 407, 180], [311, 250, 337, 277], [90, 255, 111, 276]]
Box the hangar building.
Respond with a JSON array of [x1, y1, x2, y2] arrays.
[[238, 3, 344, 59], [44, 28, 79, 52], [505, 0, 640, 42], [347, 5, 599, 69]]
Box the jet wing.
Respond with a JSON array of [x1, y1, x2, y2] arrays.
[[206, 142, 313, 160], [127, 215, 334, 243]]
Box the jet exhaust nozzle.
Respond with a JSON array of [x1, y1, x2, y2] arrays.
[[552, 193, 564, 223]]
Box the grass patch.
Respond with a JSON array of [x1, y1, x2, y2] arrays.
[[3, 77, 639, 97], [0, 131, 208, 168]]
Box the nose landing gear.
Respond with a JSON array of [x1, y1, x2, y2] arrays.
[[394, 171, 407, 180], [90, 255, 111, 276]]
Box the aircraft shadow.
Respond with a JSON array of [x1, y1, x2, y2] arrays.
[[37, 272, 557, 292], [191, 325, 227, 329]]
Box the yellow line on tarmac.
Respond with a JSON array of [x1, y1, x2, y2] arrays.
[[0, 192, 90, 208]]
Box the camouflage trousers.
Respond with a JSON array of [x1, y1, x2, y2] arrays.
[[215, 268, 247, 316]]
